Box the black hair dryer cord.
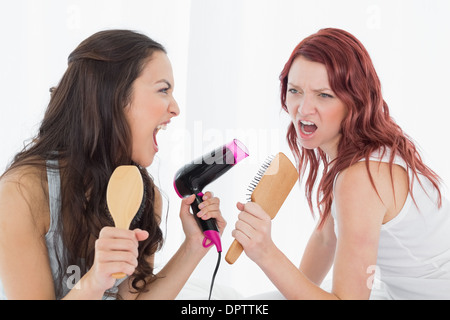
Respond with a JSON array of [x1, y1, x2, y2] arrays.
[[208, 251, 221, 300]]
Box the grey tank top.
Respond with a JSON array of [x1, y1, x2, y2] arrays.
[[45, 160, 124, 299]]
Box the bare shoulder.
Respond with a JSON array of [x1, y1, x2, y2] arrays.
[[335, 160, 408, 223], [0, 165, 50, 235]]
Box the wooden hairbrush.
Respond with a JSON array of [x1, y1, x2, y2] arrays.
[[106, 165, 144, 279], [225, 152, 298, 264]]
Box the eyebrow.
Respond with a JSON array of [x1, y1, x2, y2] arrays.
[[314, 88, 333, 93], [287, 83, 332, 92]]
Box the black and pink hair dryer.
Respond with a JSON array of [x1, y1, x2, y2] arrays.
[[173, 139, 249, 252]]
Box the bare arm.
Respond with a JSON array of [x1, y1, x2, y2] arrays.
[[0, 169, 154, 300], [119, 190, 225, 300], [0, 170, 56, 299], [233, 162, 396, 299], [233, 201, 338, 299], [299, 215, 336, 286]]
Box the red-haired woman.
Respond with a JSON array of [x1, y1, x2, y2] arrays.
[[233, 28, 450, 299]]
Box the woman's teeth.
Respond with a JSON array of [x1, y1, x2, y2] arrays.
[[300, 120, 318, 135], [156, 124, 167, 131]]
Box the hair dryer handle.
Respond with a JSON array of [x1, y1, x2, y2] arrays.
[[192, 193, 222, 252]]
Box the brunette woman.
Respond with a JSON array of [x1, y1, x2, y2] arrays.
[[233, 28, 450, 299], [0, 30, 225, 299]]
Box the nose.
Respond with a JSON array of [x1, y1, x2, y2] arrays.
[[298, 94, 316, 116], [169, 98, 180, 117]]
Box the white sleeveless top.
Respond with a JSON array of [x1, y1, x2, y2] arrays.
[[331, 149, 450, 299]]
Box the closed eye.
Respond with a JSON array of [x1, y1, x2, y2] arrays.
[[159, 87, 170, 94]]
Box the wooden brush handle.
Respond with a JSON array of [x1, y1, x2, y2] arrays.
[[225, 240, 244, 264], [112, 272, 126, 279], [225, 153, 298, 265]]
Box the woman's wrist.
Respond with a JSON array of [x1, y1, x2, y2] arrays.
[[252, 241, 280, 268], [62, 270, 107, 300], [183, 233, 211, 257]]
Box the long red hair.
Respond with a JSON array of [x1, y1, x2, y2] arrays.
[[280, 28, 442, 227]]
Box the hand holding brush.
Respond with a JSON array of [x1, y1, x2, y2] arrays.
[[233, 201, 278, 263], [226, 153, 298, 264]]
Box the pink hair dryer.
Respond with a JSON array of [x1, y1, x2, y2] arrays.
[[173, 139, 249, 252]]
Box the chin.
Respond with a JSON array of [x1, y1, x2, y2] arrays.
[[297, 138, 319, 150], [299, 144, 318, 151], [142, 157, 155, 168], [133, 153, 155, 168]]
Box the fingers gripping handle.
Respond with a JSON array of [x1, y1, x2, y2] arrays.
[[192, 193, 222, 252]]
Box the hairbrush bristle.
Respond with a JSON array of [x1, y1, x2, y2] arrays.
[[246, 155, 275, 201]]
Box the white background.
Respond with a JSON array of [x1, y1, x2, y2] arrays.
[[1, 0, 449, 298]]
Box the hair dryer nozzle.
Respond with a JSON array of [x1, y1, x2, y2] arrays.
[[226, 139, 249, 165]]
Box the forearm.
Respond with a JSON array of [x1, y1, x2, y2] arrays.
[[258, 245, 338, 300], [136, 240, 207, 300], [299, 234, 335, 286], [299, 216, 336, 285], [61, 273, 106, 300]]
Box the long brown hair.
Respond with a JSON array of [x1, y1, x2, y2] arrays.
[[4, 30, 165, 296], [280, 28, 442, 228]]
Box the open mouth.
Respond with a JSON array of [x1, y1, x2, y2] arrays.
[[299, 120, 318, 135], [153, 123, 168, 149]]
